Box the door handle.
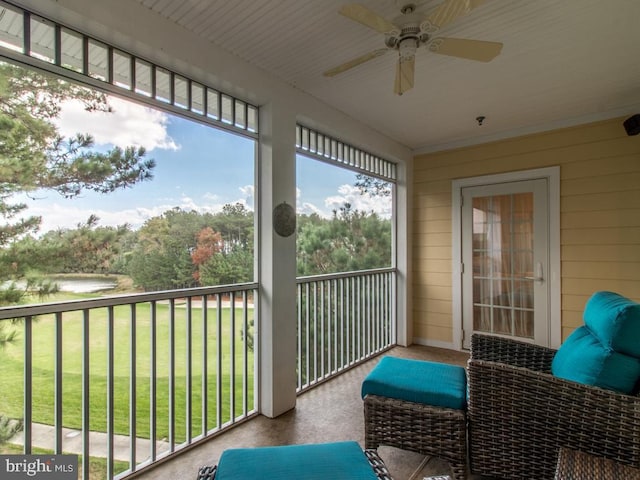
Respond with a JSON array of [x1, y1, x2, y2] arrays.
[[524, 262, 544, 282]]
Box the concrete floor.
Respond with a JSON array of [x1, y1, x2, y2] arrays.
[[131, 344, 472, 480]]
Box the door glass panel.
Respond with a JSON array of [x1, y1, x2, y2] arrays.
[[473, 305, 491, 332], [471, 192, 534, 338]]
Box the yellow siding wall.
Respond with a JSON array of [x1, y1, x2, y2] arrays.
[[413, 117, 640, 344]]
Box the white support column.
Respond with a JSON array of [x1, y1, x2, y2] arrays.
[[258, 101, 298, 418], [394, 157, 412, 347]]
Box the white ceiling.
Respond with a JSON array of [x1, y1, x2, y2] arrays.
[[133, 0, 640, 152]]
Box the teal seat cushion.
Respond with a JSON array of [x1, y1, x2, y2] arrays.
[[551, 326, 640, 394], [583, 291, 640, 358], [215, 441, 378, 480], [361, 356, 467, 409]]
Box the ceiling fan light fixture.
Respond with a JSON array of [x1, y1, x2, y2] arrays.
[[398, 37, 418, 59]]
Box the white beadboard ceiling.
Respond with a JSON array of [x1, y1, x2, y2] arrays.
[[133, 0, 640, 151]]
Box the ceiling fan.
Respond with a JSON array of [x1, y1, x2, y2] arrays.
[[324, 0, 503, 95]]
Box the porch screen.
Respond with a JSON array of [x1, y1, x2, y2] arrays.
[[295, 124, 397, 182], [0, 1, 258, 139]]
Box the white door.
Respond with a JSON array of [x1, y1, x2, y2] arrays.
[[461, 179, 549, 349]]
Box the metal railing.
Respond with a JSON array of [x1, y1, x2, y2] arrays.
[[0, 283, 258, 480], [296, 268, 396, 392], [0, 270, 395, 476]]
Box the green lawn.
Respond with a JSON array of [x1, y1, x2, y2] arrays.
[[0, 443, 129, 480], [0, 292, 255, 442]]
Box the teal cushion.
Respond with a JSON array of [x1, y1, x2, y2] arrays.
[[551, 326, 640, 394], [215, 441, 378, 480], [583, 291, 640, 358], [361, 356, 467, 409]]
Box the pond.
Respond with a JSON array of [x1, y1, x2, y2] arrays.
[[49, 276, 118, 293]]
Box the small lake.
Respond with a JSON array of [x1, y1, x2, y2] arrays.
[[49, 276, 118, 293]]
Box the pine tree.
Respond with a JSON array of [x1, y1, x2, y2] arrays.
[[0, 61, 155, 310]]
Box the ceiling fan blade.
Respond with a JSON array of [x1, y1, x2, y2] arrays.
[[340, 4, 399, 34], [428, 37, 502, 62], [422, 0, 487, 32], [393, 56, 415, 96], [323, 49, 388, 77]]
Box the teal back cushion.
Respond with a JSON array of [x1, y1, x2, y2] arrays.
[[551, 326, 640, 394], [583, 291, 640, 358], [215, 441, 378, 480]]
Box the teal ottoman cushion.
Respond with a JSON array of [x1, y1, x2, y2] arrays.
[[583, 291, 640, 358], [551, 326, 640, 394], [361, 356, 467, 409], [215, 441, 378, 480]]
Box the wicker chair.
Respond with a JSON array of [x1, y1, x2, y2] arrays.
[[467, 333, 640, 479]]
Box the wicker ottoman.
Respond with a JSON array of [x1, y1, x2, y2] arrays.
[[362, 357, 468, 480], [196, 441, 393, 480]]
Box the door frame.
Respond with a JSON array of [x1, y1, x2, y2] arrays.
[[451, 166, 561, 351]]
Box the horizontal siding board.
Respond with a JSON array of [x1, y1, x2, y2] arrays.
[[414, 192, 451, 209], [413, 285, 453, 301], [562, 261, 640, 280], [413, 323, 452, 343], [561, 310, 583, 329], [413, 179, 452, 194], [561, 245, 640, 262], [419, 206, 451, 221], [561, 154, 640, 180], [562, 294, 591, 311], [413, 219, 451, 234], [561, 172, 640, 196], [562, 227, 640, 245], [561, 191, 640, 212], [427, 286, 453, 300], [415, 232, 452, 247], [413, 271, 452, 287], [413, 298, 452, 316], [562, 278, 640, 299], [561, 209, 640, 229], [413, 258, 451, 274], [413, 246, 452, 260], [411, 257, 451, 273]]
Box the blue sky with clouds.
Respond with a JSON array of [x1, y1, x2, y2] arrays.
[[17, 94, 390, 234]]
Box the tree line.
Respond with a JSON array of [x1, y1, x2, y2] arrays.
[[2, 202, 390, 293]]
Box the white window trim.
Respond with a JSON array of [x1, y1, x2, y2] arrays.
[[451, 166, 561, 351]]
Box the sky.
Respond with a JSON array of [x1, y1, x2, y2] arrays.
[[17, 94, 391, 234]]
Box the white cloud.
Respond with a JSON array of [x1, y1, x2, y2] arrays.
[[23, 193, 256, 234], [297, 201, 324, 217], [324, 184, 392, 218], [296, 184, 391, 218], [54, 96, 179, 151], [239, 184, 254, 199], [26, 202, 151, 232], [203, 192, 221, 202], [239, 185, 254, 209]]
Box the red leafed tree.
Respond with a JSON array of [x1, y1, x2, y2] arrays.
[[191, 227, 223, 281]]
